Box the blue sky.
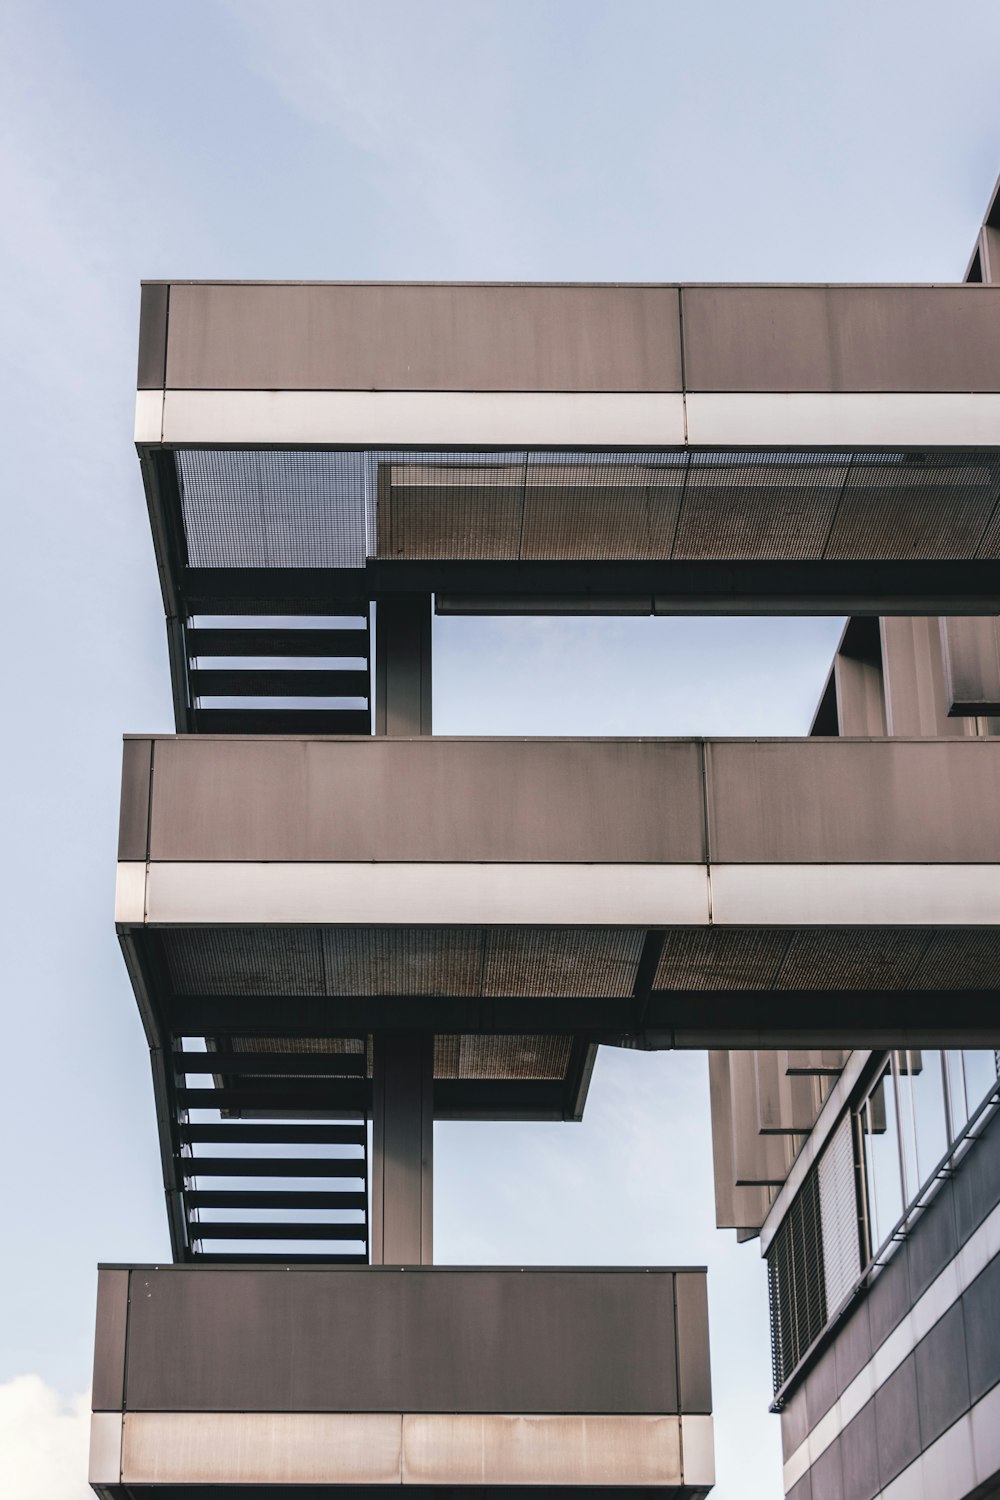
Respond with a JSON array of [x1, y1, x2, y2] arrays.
[[0, 2, 998, 1495]]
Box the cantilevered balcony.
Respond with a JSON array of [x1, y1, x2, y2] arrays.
[[135, 283, 1000, 724], [89, 1264, 714, 1496], [117, 732, 1000, 1040]]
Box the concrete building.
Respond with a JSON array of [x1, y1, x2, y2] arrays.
[[91, 174, 1000, 1496]]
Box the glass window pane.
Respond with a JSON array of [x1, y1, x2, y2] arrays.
[[896, 1049, 948, 1196], [963, 1050, 999, 1118], [861, 1067, 903, 1255], [945, 1050, 968, 1135]]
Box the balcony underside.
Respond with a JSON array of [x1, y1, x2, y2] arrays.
[[145, 445, 1000, 618]]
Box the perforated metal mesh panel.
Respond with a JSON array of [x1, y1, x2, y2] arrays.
[[520, 459, 684, 560], [173, 446, 1000, 569], [826, 456, 1000, 559], [321, 928, 484, 997], [214, 1032, 570, 1082], [654, 927, 1000, 992], [482, 928, 644, 998], [434, 1035, 573, 1080], [380, 458, 524, 560], [775, 929, 931, 991], [911, 928, 1000, 989], [177, 450, 371, 568], [162, 925, 1000, 1003], [673, 456, 847, 560], [164, 928, 326, 996], [655, 929, 791, 990], [376, 448, 1000, 564], [160, 926, 644, 1000]]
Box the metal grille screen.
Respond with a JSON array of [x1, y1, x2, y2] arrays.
[[766, 1165, 826, 1392], [767, 1112, 864, 1392], [818, 1114, 863, 1317]]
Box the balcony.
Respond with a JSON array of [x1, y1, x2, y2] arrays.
[[136, 283, 1000, 679], [90, 1264, 714, 1496], [117, 732, 1000, 1046]]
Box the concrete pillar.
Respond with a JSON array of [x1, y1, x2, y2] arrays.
[[940, 617, 1000, 716], [375, 594, 432, 735], [880, 616, 974, 737], [371, 1033, 434, 1264]]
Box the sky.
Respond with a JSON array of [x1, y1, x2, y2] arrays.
[[0, 1, 998, 1495]]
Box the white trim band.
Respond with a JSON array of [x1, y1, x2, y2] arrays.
[[710, 863, 1000, 926], [146, 390, 686, 447], [135, 388, 1000, 449], [139, 861, 708, 927], [100, 1410, 714, 1487], [116, 860, 1000, 929], [685, 392, 1000, 447]]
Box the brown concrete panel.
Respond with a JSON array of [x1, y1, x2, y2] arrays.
[[92, 1270, 129, 1412], [880, 617, 962, 737], [707, 740, 1000, 862], [754, 1052, 825, 1135], [123, 1267, 684, 1415], [674, 1272, 712, 1413], [137, 284, 168, 389], [729, 1050, 800, 1185], [834, 655, 886, 736], [118, 739, 152, 862], [164, 284, 682, 393], [681, 286, 1000, 392], [145, 737, 706, 864], [941, 617, 1000, 715]]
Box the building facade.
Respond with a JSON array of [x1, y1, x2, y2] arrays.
[[707, 179, 1000, 1500], [91, 176, 1000, 1496]]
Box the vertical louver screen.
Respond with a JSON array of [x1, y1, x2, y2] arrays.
[[767, 1111, 864, 1392], [766, 1163, 827, 1392], [818, 1114, 863, 1316]]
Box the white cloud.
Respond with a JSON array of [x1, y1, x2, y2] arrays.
[[0, 1376, 91, 1500]]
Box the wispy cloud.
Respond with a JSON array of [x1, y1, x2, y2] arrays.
[[0, 1376, 91, 1500], [218, 0, 546, 268]]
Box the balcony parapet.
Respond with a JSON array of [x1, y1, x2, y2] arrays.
[[90, 1264, 714, 1495]]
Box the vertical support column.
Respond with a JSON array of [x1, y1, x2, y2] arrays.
[[371, 1033, 434, 1265], [375, 594, 432, 735]]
